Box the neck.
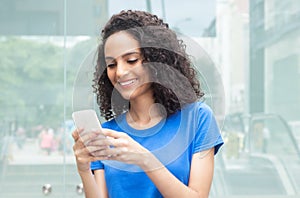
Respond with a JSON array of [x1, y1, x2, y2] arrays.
[[127, 96, 164, 129]]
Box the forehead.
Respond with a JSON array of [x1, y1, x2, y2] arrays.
[[104, 31, 140, 58]]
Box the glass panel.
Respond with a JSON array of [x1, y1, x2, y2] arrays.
[[216, 0, 300, 196], [0, 35, 71, 197], [1, 0, 299, 197], [0, 0, 106, 197]]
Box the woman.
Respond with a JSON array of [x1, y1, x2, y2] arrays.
[[72, 10, 223, 198]]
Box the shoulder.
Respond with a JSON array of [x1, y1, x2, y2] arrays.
[[101, 113, 126, 130], [183, 101, 214, 118], [101, 118, 117, 130], [182, 101, 218, 132], [189, 102, 224, 154]]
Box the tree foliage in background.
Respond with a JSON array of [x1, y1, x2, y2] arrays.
[[0, 37, 96, 131]]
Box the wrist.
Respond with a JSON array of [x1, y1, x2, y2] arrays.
[[78, 168, 92, 176], [139, 152, 164, 172], [76, 162, 92, 175]]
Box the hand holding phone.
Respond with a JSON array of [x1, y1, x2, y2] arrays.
[[72, 109, 107, 157], [72, 109, 105, 139]]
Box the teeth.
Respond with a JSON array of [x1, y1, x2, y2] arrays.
[[119, 79, 136, 86]]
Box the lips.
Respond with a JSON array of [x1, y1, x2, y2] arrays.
[[118, 78, 137, 87]]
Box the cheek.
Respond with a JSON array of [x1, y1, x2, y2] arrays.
[[140, 68, 151, 82], [106, 69, 115, 84]]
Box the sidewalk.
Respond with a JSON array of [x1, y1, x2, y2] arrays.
[[7, 139, 76, 165]]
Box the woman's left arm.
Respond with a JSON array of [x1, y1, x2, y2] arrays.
[[142, 148, 215, 198]]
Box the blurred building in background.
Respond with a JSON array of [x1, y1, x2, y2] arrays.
[[218, 0, 249, 114], [0, 0, 108, 35], [199, 0, 249, 115], [250, 0, 300, 123], [204, 0, 300, 125]]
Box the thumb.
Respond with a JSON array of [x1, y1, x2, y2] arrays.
[[72, 128, 83, 141], [102, 129, 123, 138]]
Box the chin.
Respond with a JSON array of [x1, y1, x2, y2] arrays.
[[119, 91, 134, 101]]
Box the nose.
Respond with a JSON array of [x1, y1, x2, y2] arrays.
[[116, 61, 129, 77]]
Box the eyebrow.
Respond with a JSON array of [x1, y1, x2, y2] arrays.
[[105, 51, 141, 61]]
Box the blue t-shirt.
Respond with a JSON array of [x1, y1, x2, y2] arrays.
[[91, 102, 223, 198]]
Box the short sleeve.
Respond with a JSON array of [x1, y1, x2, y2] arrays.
[[90, 160, 104, 171], [193, 103, 224, 155]]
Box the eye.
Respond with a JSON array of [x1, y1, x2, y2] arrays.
[[127, 58, 138, 64], [106, 63, 116, 68]]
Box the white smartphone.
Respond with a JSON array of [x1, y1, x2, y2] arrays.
[[72, 109, 105, 137]]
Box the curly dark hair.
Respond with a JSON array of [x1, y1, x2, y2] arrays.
[[93, 10, 204, 121]]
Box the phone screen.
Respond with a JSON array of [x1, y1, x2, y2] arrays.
[[72, 109, 104, 135]]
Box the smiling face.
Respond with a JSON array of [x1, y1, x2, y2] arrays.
[[104, 31, 153, 102]]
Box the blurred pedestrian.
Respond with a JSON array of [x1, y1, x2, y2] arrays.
[[39, 128, 54, 155]]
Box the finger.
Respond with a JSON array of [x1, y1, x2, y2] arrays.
[[76, 154, 101, 164], [81, 128, 104, 135], [74, 146, 92, 157], [74, 141, 107, 157], [107, 138, 128, 147], [88, 137, 128, 148], [86, 145, 108, 153], [91, 147, 128, 157], [73, 139, 86, 151], [72, 128, 84, 140], [87, 138, 108, 148], [102, 129, 125, 139], [72, 130, 79, 141], [79, 131, 102, 143]]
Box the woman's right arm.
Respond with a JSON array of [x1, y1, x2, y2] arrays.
[[94, 170, 108, 198], [72, 129, 108, 198], [78, 169, 108, 198]]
